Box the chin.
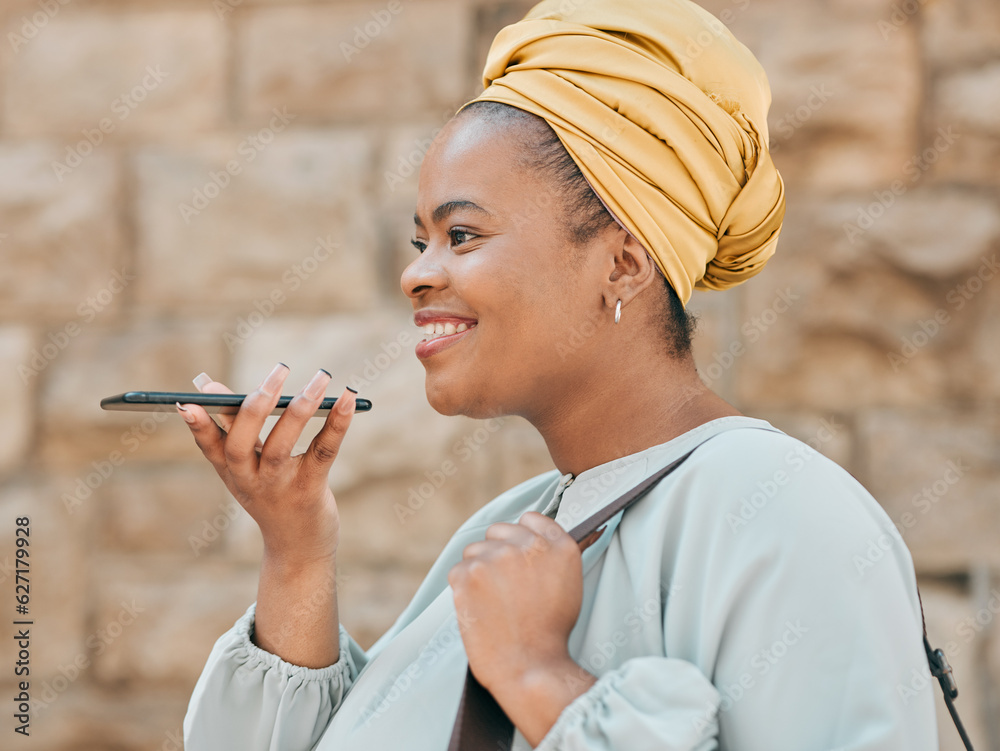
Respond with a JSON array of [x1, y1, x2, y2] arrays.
[[423, 372, 507, 421]]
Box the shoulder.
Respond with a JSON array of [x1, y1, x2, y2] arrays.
[[627, 420, 913, 593]]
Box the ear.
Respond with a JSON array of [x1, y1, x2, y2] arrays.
[[602, 231, 660, 311]]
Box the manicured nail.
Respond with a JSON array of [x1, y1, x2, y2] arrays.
[[176, 403, 196, 424], [193, 372, 212, 391], [336, 386, 356, 415], [319, 368, 332, 378], [260, 362, 289, 395], [304, 369, 331, 400]]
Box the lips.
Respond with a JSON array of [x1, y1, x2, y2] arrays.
[[413, 310, 478, 360]]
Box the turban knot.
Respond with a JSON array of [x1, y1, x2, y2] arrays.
[[463, 0, 786, 305]]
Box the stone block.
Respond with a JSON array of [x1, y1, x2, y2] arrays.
[[90, 554, 259, 686], [3, 9, 225, 138], [929, 62, 1000, 184], [861, 189, 1000, 279], [133, 131, 379, 313], [96, 463, 232, 556], [237, 1, 473, 124], [922, 0, 1000, 72], [0, 144, 123, 323], [859, 411, 1000, 573], [0, 327, 34, 474], [936, 62, 1000, 137], [38, 321, 226, 470], [725, 1, 922, 191]]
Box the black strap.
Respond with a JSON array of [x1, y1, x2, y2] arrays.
[[447, 449, 698, 751], [446, 449, 976, 750], [917, 589, 975, 750]]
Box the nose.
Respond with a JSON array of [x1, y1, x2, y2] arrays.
[[401, 246, 448, 301]]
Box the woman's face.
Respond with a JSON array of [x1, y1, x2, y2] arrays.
[[401, 113, 615, 420]]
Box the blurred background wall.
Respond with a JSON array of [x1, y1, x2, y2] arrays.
[[0, 0, 997, 748]]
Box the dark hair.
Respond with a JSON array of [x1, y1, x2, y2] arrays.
[[458, 100, 697, 358]]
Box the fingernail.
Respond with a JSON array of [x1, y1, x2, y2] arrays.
[[304, 369, 331, 399], [260, 362, 289, 395], [193, 372, 212, 391], [336, 386, 356, 414], [176, 403, 196, 424]]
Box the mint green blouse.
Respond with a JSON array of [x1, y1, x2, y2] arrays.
[[184, 417, 938, 749]]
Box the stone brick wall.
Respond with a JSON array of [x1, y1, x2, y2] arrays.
[[0, 0, 996, 748]]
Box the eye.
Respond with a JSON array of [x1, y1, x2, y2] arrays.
[[410, 238, 427, 254], [449, 228, 476, 247]]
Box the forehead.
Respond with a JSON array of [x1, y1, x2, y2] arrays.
[[415, 115, 543, 221]]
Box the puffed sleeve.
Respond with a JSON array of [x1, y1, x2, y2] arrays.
[[535, 657, 721, 751], [183, 602, 369, 751]]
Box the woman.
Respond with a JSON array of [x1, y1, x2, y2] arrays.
[[181, 0, 938, 748]]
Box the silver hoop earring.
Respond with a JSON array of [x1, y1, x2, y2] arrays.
[[614, 299, 622, 324]]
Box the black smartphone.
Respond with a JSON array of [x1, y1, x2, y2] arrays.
[[100, 391, 372, 416]]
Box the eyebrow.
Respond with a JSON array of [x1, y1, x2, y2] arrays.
[[414, 200, 494, 228]]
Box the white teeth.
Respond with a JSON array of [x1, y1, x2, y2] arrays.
[[421, 321, 475, 340]]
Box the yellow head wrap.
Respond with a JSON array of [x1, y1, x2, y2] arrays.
[[461, 0, 785, 305]]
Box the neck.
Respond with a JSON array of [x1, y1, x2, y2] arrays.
[[527, 355, 742, 477]]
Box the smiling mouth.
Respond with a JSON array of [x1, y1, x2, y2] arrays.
[[422, 322, 475, 341]]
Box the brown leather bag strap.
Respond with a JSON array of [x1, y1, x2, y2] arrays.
[[447, 448, 699, 751]]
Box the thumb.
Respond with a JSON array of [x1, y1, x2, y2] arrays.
[[299, 387, 357, 481]]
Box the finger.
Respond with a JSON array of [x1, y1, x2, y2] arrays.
[[484, 522, 537, 545], [518, 511, 572, 544], [177, 402, 229, 473], [299, 386, 357, 481], [193, 372, 242, 435], [259, 369, 331, 468], [225, 363, 289, 478]]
